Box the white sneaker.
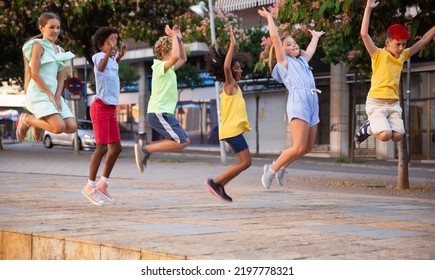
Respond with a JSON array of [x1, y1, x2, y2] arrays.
[[96, 179, 115, 203], [261, 163, 274, 189], [274, 161, 287, 186], [82, 187, 104, 206]]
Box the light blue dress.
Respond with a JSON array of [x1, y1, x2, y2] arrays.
[[272, 55, 320, 127], [22, 39, 75, 119]]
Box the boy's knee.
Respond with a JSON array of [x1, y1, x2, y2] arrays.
[[376, 131, 392, 142], [392, 132, 402, 142]]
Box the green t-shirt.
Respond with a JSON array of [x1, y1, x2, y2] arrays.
[[147, 59, 178, 114]]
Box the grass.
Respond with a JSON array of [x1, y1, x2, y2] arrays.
[[336, 156, 365, 164]]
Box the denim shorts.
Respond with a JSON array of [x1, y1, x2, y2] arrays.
[[224, 134, 248, 153]]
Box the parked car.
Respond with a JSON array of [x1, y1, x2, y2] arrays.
[[43, 119, 96, 150]]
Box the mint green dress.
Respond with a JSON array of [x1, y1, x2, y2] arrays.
[[22, 39, 75, 119]]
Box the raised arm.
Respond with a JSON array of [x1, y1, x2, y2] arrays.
[[258, 7, 287, 69], [223, 27, 237, 95], [304, 30, 325, 62], [164, 25, 180, 72], [409, 26, 435, 56], [173, 25, 187, 70], [360, 0, 379, 57]]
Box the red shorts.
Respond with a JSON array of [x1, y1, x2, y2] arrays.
[[90, 98, 120, 144]]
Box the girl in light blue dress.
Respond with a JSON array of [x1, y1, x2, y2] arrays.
[[258, 8, 324, 189], [16, 12, 77, 142]]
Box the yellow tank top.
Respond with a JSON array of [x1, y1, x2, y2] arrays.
[[219, 86, 251, 140]]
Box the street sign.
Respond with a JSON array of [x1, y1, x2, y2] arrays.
[[66, 77, 82, 95]]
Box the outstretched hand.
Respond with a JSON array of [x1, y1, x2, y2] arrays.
[[366, 0, 380, 9], [165, 25, 173, 37], [309, 30, 325, 39], [172, 25, 183, 41], [258, 7, 272, 19]]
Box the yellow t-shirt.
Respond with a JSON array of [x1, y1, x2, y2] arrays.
[[368, 48, 410, 100], [219, 86, 251, 140]]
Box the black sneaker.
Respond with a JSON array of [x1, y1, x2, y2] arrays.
[[221, 186, 233, 202], [134, 138, 150, 173], [354, 120, 371, 144], [205, 179, 232, 202]]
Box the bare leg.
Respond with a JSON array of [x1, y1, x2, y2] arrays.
[[26, 114, 77, 134], [145, 138, 190, 153], [101, 142, 122, 178], [375, 130, 393, 142], [215, 149, 251, 186], [88, 144, 108, 182], [272, 119, 317, 172]]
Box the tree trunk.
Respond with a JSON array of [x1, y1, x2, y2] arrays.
[[397, 138, 410, 189], [255, 93, 260, 155]]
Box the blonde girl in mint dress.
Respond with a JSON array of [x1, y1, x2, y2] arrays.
[[16, 12, 77, 142]]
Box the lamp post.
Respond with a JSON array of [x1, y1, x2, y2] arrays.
[[190, 1, 227, 166]]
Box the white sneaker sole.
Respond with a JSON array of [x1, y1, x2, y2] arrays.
[[82, 190, 104, 206], [134, 143, 144, 173], [261, 164, 271, 190]]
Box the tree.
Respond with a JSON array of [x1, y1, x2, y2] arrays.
[[256, 0, 435, 189], [0, 0, 196, 88]]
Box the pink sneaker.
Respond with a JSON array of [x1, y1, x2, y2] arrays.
[[96, 179, 115, 203], [82, 186, 104, 206]]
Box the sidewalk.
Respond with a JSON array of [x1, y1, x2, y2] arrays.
[[0, 142, 434, 259]]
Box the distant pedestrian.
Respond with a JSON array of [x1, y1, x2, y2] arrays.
[[258, 7, 324, 189], [203, 27, 252, 202], [354, 0, 435, 144], [17, 12, 77, 142], [134, 25, 189, 172], [82, 27, 127, 206]]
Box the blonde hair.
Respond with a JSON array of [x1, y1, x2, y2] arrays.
[[154, 36, 172, 60], [23, 12, 61, 92], [268, 35, 304, 71]]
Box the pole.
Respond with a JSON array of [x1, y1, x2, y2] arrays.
[[70, 60, 79, 155], [406, 57, 411, 164], [209, 0, 227, 165]]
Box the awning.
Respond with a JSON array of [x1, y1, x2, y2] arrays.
[[216, 0, 275, 11]]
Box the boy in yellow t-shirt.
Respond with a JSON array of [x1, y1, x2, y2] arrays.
[[355, 0, 435, 144]]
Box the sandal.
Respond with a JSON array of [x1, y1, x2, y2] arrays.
[[16, 113, 30, 142]]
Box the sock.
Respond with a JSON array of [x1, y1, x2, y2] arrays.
[[87, 179, 96, 186], [101, 176, 109, 183]]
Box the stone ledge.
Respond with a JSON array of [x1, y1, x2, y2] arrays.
[[1, 229, 190, 260]]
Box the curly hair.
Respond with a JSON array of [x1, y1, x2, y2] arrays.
[[204, 44, 240, 82], [92, 26, 120, 52], [154, 36, 172, 60]]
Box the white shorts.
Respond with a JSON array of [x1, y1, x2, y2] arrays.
[[365, 98, 405, 135]]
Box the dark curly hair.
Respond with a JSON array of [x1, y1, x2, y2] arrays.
[[92, 26, 120, 52], [204, 44, 240, 82]]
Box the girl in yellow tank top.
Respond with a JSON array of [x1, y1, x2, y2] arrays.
[[203, 27, 252, 202]]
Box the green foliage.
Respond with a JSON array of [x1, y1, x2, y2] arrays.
[[173, 6, 248, 47], [176, 63, 203, 90], [257, 0, 435, 74], [119, 63, 140, 89], [0, 0, 196, 87]]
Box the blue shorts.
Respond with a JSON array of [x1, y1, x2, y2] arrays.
[[147, 112, 188, 144], [287, 89, 319, 126], [224, 134, 248, 153]]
